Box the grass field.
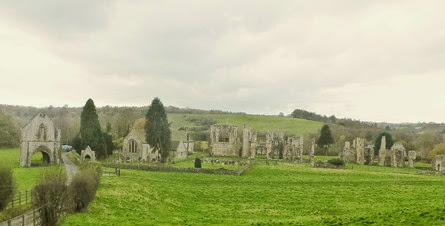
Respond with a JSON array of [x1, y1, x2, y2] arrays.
[[61, 160, 445, 225], [168, 113, 323, 135], [0, 148, 49, 191]]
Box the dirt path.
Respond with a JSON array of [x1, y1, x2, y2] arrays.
[[61, 152, 78, 184]]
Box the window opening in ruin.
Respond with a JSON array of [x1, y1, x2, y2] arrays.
[[38, 124, 47, 141], [129, 139, 138, 153]]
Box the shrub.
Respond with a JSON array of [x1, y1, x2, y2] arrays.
[[0, 166, 14, 210], [194, 158, 202, 168], [79, 161, 102, 177], [328, 158, 345, 167], [33, 168, 70, 226], [69, 169, 100, 212]]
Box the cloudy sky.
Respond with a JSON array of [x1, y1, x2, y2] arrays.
[[0, 1, 444, 123]]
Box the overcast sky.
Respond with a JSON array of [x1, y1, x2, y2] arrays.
[[0, 1, 444, 123]]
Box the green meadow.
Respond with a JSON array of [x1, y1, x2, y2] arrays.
[[61, 160, 445, 225]]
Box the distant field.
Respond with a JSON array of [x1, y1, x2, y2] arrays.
[[168, 113, 323, 135], [61, 161, 445, 225]]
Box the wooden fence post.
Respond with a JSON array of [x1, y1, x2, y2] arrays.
[[19, 191, 22, 206], [22, 214, 25, 226], [33, 209, 36, 226]]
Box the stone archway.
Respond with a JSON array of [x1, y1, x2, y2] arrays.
[[30, 145, 53, 166]]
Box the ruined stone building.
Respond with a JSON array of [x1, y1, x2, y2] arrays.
[[20, 112, 61, 167], [122, 128, 192, 162], [169, 140, 190, 161], [377, 136, 410, 168], [81, 146, 96, 162], [210, 125, 257, 157], [432, 155, 445, 172], [122, 129, 155, 162], [242, 125, 257, 159], [390, 143, 406, 167], [285, 136, 304, 161], [210, 125, 241, 157], [408, 150, 416, 168], [265, 131, 285, 159], [340, 138, 366, 165]]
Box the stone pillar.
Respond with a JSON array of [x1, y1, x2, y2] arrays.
[[309, 139, 315, 166], [378, 136, 386, 166], [298, 136, 304, 162], [408, 150, 416, 168], [355, 138, 365, 165], [266, 132, 272, 159], [242, 125, 251, 158]]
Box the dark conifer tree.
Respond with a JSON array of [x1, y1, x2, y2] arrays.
[[80, 99, 106, 159], [145, 97, 171, 163]]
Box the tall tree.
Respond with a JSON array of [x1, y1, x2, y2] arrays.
[[145, 97, 171, 163], [80, 99, 106, 159], [0, 110, 19, 147], [374, 132, 394, 154], [317, 125, 334, 147]]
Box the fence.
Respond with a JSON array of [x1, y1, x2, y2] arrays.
[[102, 167, 121, 177], [0, 205, 43, 226], [102, 162, 254, 176], [4, 189, 33, 211]]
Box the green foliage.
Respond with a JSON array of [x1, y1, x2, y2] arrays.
[[145, 98, 171, 163], [102, 132, 114, 156], [374, 132, 394, 154], [80, 99, 106, 159], [33, 168, 70, 226], [0, 110, 19, 147], [428, 138, 445, 160], [317, 125, 334, 147], [327, 158, 345, 167], [79, 161, 102, 177], [69, 169, 100, 212], [194, 158, 202, 168], [0, 166, 14, 210], [71, 134, 82, 154]]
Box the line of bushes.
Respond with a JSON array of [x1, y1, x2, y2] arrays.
[[103, 162, 254, 176], [32, 162, 101, 226]]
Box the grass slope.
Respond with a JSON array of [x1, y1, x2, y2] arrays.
[[61, 161, 445, 225], [168, 113, 323, 135]]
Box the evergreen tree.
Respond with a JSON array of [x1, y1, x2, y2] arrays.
[[80, 99, 106, 159], [317, 125, 334, 147], [374, 132, 394, 154], [145, 97, 171, 163]]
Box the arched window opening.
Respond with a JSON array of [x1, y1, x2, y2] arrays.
[[38, 124, 47, 141], [129, 139, 138, 153]]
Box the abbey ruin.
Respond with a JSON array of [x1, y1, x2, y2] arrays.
[[20, 112, 61, 167], [210, 125, 304, 161]]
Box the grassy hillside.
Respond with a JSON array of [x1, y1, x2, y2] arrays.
[[61, 162, 445, 225], [168, 113, 323, 135]]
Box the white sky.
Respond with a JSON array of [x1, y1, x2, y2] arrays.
[[0, 1, 444, 123]]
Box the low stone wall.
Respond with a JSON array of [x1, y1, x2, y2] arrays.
[[102, 162, 253, 176], [313, 161, 345, 169]]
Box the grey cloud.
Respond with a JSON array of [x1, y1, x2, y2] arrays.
[[1, 1, 445, 121]]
